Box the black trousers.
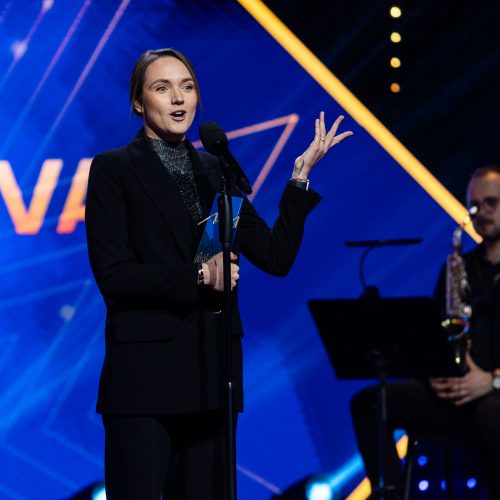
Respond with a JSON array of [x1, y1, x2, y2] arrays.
[[350, 380, 500, 499], [102, 410, 230, 500]]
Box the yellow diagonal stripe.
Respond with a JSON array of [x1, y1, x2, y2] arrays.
[[237, 0, 480, 242]]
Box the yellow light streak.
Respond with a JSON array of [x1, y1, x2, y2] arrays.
[[236, 0, 480, 242]]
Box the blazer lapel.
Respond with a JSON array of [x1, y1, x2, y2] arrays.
[[128, 132, 193, 261], [187, 141, 221, 220]]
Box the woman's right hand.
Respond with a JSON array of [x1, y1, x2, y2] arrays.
[[203, 252, 239, 291]]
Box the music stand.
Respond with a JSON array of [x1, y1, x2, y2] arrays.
[[308, 297, 464, 499]]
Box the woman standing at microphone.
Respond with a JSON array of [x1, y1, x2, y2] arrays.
[[85, 48, 352, 500]]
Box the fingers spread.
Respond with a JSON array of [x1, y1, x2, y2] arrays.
[[332, 131, 354, 146], [298, 112, 353, 174], [326, 114, 344, 141], [321, 116, 352, 151], [319, 111, 326, 141], [313, 118, 320, 145]]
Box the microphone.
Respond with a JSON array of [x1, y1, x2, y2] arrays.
[[199, 121, 252, 195], [345, 238, 423, 248]]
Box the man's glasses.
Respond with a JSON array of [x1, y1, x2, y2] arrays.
[[467, 196, 500, 213]]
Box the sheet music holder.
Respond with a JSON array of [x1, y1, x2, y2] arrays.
[[309, 296, 464, 498], [308, 296, 464, 380]]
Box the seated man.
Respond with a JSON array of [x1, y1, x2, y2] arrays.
[[350, 165, 500, 499]]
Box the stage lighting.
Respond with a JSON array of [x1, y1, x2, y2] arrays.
[[92, 482, 106, 500], [42, 0, 55, 11], [390, 57, 401, 68], [467, 478, 477, 489], [68, 480, 106, 500], [390, 6, 402, 18], [390, 32, 401, 43], [272, 475, 341, 500], [306, 481, 333, 500], [390, 83, 401, 93], [418, 480, 429, 491], [11, 40, 28, 59], [417, 455, 428, 466]]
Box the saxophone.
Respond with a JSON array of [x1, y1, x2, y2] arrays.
[[441, 208, 476, 371]]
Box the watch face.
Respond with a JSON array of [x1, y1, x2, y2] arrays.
[[493, 376, 500, 390]]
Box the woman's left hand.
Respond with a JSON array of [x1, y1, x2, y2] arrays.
[[292, 112, 353, 181]]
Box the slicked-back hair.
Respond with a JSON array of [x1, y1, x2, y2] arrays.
[[129, 48, 201, 116]]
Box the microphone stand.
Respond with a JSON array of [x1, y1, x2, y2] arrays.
[[347, 238, 422, 499], [217, 155, 237, 500], [356, 248, 394, 499]]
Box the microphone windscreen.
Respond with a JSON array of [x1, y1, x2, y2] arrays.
[[199, 121, 228, 155]]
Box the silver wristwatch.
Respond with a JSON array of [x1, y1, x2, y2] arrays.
[[197, 264, 205, 285], [492, 372, 500, 390]]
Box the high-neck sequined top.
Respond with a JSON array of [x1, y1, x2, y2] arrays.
[[148, 137, 202, 225]]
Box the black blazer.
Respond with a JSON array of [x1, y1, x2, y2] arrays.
[[85, 130, 321, 415]]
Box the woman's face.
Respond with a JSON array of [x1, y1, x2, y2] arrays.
[[135, 56, 198, 142]]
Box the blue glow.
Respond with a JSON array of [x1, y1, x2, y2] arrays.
[[324, 454, 364, 490], [92, 482, 106, 500], [417, 455, 428, 466], [467, 478, 477, 489], [393, 429, 406, 440], [0, 1, 463, 497], [307, 482, 333, 500], [419, 480, 429, 491], [441, 480, 447, 491]]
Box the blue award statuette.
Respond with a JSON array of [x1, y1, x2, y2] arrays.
[[194, 195, 244, 263]]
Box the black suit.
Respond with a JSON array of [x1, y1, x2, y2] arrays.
[[85, 130, 321, 498]]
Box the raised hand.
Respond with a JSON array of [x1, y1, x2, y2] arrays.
[[292, 112, 353, 181]]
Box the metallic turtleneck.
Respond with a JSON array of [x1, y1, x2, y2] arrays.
[[148, 137, 202, 224]]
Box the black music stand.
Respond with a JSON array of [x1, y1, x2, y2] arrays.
[[308, 297, 464, 499]]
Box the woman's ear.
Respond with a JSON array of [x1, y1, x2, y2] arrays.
[[133, 100, 143, 115]]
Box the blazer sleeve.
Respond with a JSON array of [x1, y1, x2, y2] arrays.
[[85, 153, 198, 302], [237, 183, 321, 277]]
